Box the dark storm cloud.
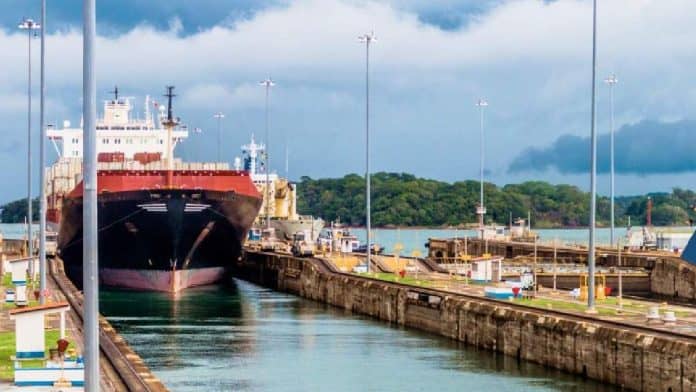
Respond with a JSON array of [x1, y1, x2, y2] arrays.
[[509, 120, 696, 175], [1, 0, 278, 35], [2, 0, 493, 35]]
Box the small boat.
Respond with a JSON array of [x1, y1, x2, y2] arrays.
[[353, 243, 384, 255], [317, 222, 360, 253]]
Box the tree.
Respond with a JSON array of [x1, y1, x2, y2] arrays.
[[0, 198, 39, 223]]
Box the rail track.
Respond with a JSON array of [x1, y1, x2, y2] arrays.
[[48, 258, 167, 391]]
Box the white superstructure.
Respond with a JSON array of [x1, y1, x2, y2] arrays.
[[238, 134, 324, 239], [47, 92, 188, 160], [241, 135, 280, 219]]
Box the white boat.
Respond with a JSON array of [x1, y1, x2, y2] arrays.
[[317, 222, 360, 253], [271, 216, 324, 242]]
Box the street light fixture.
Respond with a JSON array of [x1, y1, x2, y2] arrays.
[[259, 78, 275, 229], [18, 18, 41, 276], [359, 31, 376, 273], [213, 112, 225, 162], [604, 74, 618, 247], [476, 98, 488, 240]]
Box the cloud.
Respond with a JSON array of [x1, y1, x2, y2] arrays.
[[0, 0, 281, 36], [2, 0, 696, 203], [508, 120, 696, 175]]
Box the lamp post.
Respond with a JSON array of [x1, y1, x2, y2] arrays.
[[213, 112, 224, 162], [587, 0, 598, 313], [476, 98, 488, 240], [38, 0, 47, 305], [82, 0, 100, 388], [18, 18, 41, 273], [604, 74, 618, 247], [359, 31, 376, 273], [259, 78, 275, 229]]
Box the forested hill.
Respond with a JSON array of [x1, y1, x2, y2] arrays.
[[296, 172, 696, 228]]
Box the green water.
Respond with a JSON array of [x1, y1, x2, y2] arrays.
[[101, 279, 616, 391]]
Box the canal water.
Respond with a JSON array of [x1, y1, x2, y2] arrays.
[[101, 279, 616, 391]]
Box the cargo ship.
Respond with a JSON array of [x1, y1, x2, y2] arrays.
[[47, 87, 262, 292]]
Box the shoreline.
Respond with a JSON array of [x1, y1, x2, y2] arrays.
[[347, 225, 694, 231]]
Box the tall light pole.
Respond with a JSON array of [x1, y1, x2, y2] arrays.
[[604, 74, 618, 247], [259, 78, 275, 229], [19, 18, 41, 272], [213, 112, 225, 162], [83, 0, 100, 388], [587, 0, 598, 313], [359, 31, 376, 272], [39, 0, 47, 305], [476, 98, 488, 240]]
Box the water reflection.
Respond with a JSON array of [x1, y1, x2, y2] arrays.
[[100, 279, 616, 392]]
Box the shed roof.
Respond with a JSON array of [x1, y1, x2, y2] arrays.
[[9, 301, 70, 315]]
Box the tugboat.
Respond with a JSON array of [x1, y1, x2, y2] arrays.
[[47, 86, 262, 292]]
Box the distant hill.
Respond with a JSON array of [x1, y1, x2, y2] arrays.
[[0, 198, 38, 224], [296, 172, 696, 228], [2, 173, 694, 228]]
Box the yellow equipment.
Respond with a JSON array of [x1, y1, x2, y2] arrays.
[[578, 273, 606, 301]]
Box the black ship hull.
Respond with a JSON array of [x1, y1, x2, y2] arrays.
[[58, 189, 262, 292]]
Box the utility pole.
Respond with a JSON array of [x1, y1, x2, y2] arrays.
[[476, 98, 488, 240], [359, 31, 376, 272], [553, 237, 558, 292], [605, 74, 618, 246], [213, 112, 225, 162], [19, 18, 41, 274], [587, 0, 598, 313], [618, 238, 623, 311], [213, 112, 224, 162], [39, 0, 47, 304], [82, 0, 100, 388], [259, 78, 275, 229], [533, 236, 538, 297]]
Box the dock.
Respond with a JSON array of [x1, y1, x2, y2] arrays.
[[428, 237, 696, 301], [1, 255, 168, 391], [235, 248, 696, 391]]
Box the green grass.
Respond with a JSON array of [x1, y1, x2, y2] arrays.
[[597, 296, 692, 317], [514, 296, 693, 318], [0, 329, 62, 380], [1, 299, 39, 311], [2, 273, 11, 287], [358, 272, 432, 287], [515, 298, 619, 316]]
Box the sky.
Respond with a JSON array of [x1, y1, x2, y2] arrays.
[[1, 0, 696, 203]]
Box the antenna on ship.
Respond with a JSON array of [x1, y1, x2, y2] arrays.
[[110, 85, 119, 101], [144, 95, 151, 127], [162, 86, 178, 127], [162, 86, 178, 187]]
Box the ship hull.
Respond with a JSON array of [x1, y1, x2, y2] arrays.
[[99, 267, 226, 292], [58, 188, 261, 292]]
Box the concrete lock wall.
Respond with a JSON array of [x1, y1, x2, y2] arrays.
[[238, 252, 696, 391]]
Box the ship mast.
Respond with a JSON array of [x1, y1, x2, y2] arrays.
[[161, 86, 179, 188]]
